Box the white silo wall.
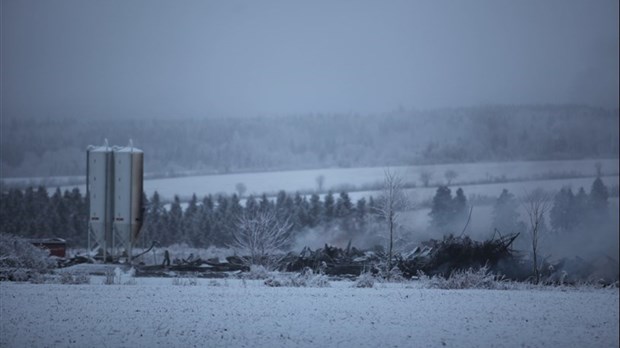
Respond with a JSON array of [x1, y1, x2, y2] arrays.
[[86, 146, 114, 253], [113, 147, 144, 253]]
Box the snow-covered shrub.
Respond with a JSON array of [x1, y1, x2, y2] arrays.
[[243, 265, 270, 280], [10, 268, 29, 282], [59, 272, 74, 284], [381, 266, 406, 283], [172, 273, 198, 286], [419, 266, 510, 290], [0, 233, 56, 272], [60, 272, 91, 285], [354, 272, 376, 288], [122, 268, 137, 285], [207, 279, 222, 286], [103, 267, 136, 285], [264, 270, 330, 288], [28, 272, 46, 284], [308, 274, 330, 287], [103, 269, 116, 285]]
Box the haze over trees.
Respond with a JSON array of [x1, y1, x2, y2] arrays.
[[1, 177, 615, 279], [2, 105, 618, 178], [429, 186, 469, 233]]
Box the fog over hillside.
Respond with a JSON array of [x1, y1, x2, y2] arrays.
[[3, 0, 618, 179], [2, 105, 618, 178]]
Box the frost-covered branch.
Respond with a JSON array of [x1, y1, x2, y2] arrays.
[[231, 210, 292, 266]]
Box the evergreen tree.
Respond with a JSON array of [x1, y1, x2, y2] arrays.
[[33, 186, 52, 239], [197, 195, 215, 247], [492, 189, 523, 234], [335, 191, 353, 218], [589, 177, 609, 214], [272, 190, 293, 225], [183, 194, 199, 244], [275, 190, 288, 217], [324, 191, 335, 221], [245, 195, 259, 217], [212, 195, 232, 247], [3, 189, 25, 235], [229, 194, 243, 220], [355, 197, 367, 221], [354, 197, 368, 232], [453, 187, 467, 220], [335, 191, 355, 235], [167, 195, 183, 244], [292, 193, 308, 230], [429, 186, 452, 231], [49, 188, 68, 240], [259, 193, 272, 213], [308, 193, 322, 227], [146, 191, 166, 245], [367, 196, 377, 217], [550, 187, 575, 233], [23, 186, 38, 237], [67, 188, 87, 245], [573, 187, 588, 227]]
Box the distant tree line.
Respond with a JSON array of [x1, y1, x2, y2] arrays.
[[427, 176, 612, 237], [0, 188, 375, 248], [0, 187, 87, 245], [0, 177, 613, 250], [141, 191, 373, 248], [2, 104, 618, 177]]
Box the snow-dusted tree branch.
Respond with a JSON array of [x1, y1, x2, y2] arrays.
[[374, 169, 410, 278], [521, 189, 551, 284], [231, 210, 293, 267]]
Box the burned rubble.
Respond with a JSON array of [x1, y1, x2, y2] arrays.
[[283, 233, 526, 280], [45, 233, 618, 285]]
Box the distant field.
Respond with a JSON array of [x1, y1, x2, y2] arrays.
[[28, 158, 618, 200], [345, 175, 619, 204]]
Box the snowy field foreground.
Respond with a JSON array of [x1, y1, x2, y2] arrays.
[[1, 279, 618, 348]]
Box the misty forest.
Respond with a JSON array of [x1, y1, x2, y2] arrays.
[[2, 105, 618, 280], [2, 105, 618, 178]]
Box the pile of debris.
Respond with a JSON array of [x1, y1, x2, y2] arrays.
[[44, 233, 617, 284], [282, 233, 524, 279], [397, 233, 524, 279], [283, 243, 381, 276], [135, 255, 248, 277], [542, 255, 619, 285]]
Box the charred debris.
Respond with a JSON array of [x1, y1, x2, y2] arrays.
[[55, 232, 619, 285]]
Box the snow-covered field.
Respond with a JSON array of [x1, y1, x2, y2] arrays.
[[133, 160, 620, 201], [345, 175, 619, 204], [1, 279, 618, 348], [28, 158, 618, 200]]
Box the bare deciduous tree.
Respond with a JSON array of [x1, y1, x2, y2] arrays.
[[595, 162, 603, 177], [419, 169, 433, 187], [231, 210, 292, 267], [444, 169, 458, 185], [522, 189, 551, 284], [374, 169, 409, 279], [315, 175, 325, 192], [235, 182, 247, 198]]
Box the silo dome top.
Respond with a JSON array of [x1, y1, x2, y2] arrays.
[[87, 139, 111, 152], [113, 146, 143, 153]]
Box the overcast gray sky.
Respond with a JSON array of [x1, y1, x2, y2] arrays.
[[2, 0, 618, 118]]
